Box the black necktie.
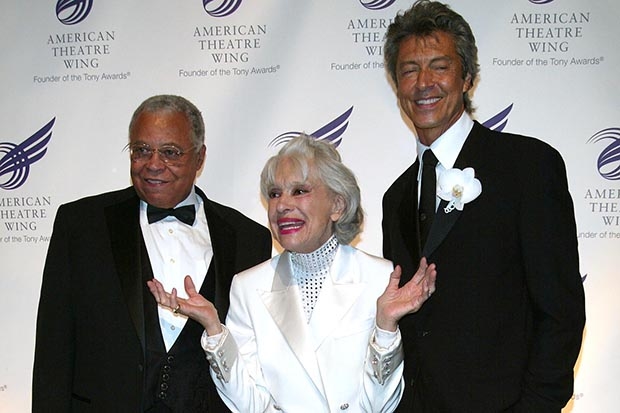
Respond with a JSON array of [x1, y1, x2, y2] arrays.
[[147, 204, 196, 226], [419, 149, 438, 247]]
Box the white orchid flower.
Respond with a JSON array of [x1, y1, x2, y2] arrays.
[[437, 167, 482, 213]]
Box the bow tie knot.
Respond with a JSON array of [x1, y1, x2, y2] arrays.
[[147, 204, 196, 226]]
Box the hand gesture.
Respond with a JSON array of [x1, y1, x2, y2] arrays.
[[147, 275, 223, 335], [376, 258, 437, 332]]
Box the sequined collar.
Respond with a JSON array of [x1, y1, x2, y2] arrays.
[[290, 235, 339, 278]]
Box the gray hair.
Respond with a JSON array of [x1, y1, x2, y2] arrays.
[[128, 95, 205, 150], [260, 135, 363, 245], [384, 0, 479, 114]]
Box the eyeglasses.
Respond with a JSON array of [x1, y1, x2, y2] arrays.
[[126, 143, 197, 165]]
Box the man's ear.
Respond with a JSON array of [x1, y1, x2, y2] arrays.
[[197, 145, 206, 169], [463, 73, 473, 92]]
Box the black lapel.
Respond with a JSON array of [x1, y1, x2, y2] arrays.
[[196, 187, 236, 321], [105, 189, 146, 353], [422, 200, 462, 257]]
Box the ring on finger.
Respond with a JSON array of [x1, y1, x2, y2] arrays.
[[172, 304, 181, 314]]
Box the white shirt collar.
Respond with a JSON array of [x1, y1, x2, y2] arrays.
[[416, 111, 474, 170]]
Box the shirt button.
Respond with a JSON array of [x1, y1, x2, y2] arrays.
[[168, 229, 173, 234]]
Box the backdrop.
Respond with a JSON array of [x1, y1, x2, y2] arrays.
[[1, 0, 618, 411]]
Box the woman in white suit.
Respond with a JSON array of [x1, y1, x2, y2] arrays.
[[148, 135, 436, 412]]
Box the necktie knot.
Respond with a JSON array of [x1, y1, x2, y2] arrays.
[[423, 149, 438, 168], [147, 204, 196, 225]]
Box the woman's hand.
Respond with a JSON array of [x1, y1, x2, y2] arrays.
[[376, 258, 437, 332], [147, 275, 223, 335]]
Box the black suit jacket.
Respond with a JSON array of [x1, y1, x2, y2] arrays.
[[383, 122, 585, 412], [32, 186, 272, 412]]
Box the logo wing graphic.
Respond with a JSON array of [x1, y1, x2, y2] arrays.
[[0, 118, 55, 190], [203, 0, 242, 17], [529, 0, 554, 4], [587, 127, 620, 180], [360, 0, 397, 10], [56, 0, 93, 25], [481, 104, 513, 132], [269, 107, 354, 148]]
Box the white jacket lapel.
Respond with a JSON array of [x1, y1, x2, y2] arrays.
[[309, 246, 365, 349], [258, 252, 325, 395]]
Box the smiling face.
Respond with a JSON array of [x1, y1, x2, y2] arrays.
[[129, 110, 205, 208], [267, 157, 343, 254], [396, 31, 472, 146]]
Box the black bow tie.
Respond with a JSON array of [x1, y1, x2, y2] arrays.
[[147, 204, 196, 226]]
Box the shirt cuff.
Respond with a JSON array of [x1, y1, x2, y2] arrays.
[[373, 325, 399, 350], [200, 324, 228, 351]]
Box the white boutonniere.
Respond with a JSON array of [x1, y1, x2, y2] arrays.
[[437, 167, 482, 213]]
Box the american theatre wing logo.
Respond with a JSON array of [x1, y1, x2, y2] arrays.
[[56, 0, 93, 25], [203, 0, 243, 17], [0, 119, 55, 191], [588, 127, 620, 181]]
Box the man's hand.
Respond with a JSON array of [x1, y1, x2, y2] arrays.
[[147, 275, 223, 335]]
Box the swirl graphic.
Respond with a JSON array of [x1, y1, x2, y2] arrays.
[[203, 0, 243, 17], [360, 0, 397, 10], [0, 118, 55, 190], [56, 0, 93, 25], [587, 127, 620, 181], [529, 0, 554, 4], [268, 107, 354, 148], [481, 104, 513, 132]]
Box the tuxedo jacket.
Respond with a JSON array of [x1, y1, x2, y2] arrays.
[[205, 245, 404, 413], [382, 122, 585, 412], [32, 186, 272, 412]]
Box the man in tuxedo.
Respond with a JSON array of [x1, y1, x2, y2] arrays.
[[381, 1, 585, 412], [32, 95, 272, 412]]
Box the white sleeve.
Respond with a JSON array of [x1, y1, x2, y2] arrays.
[[199, 278, 277, 413], [360, 324, 405, 412]]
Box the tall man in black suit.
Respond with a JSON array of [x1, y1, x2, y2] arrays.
[[32, 95, 272, 412], [381, 1, 585, 412]]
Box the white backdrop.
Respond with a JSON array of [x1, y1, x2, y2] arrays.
[[1, 0, 618, 411]]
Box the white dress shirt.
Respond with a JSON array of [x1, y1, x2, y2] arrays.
[[140, 189, 213, 351]]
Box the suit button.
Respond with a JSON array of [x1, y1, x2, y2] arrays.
[[162, 373, 170, 381], [163, 364, 171, 373], [420, 212, 428, 222], [416, 330, 430, 337], [167, 355, 175, 363], [160, 382, 169, 391], [158, 391, 167, 400]]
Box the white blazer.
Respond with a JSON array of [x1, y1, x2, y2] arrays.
[[203, 245, 404, 412]]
